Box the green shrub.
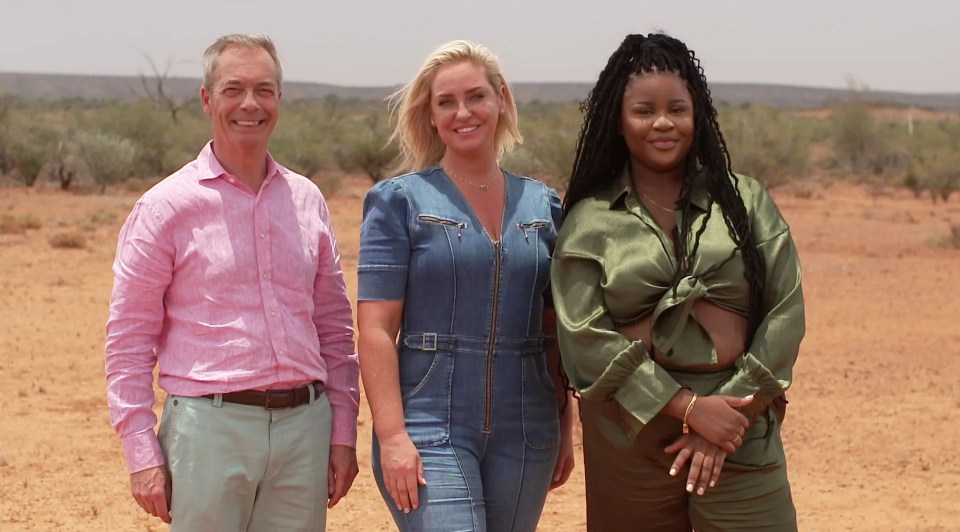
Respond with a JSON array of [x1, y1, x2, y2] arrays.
[[720, 105, 811, 187], [71, 130, 137, 193]]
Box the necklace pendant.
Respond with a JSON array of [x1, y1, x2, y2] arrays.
[[479, 184, 489, 191]]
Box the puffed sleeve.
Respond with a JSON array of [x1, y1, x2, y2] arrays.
[[713, 178, 805, 420], [543, 186, 563, 309], [358, 178, 411, 301], [552, 203, 681, 439]]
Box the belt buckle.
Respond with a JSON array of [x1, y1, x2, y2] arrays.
[[264, 390, 285, 410], [422, 333, 437, 351]]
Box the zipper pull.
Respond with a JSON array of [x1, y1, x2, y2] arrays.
[[457, 222, 464, 238], [518, 223, 529, 242]]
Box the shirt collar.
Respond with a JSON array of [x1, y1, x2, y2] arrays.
[[195, 141, 282, 184], [608, 163, 711, 212]]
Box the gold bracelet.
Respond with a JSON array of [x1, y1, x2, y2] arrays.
[[682, 393, 698, 434]]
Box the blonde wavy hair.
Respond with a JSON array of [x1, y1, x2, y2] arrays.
[[388, 40, 522, 175]]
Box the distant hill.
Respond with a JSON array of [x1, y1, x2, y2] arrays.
[[2, 71, 959, 110]]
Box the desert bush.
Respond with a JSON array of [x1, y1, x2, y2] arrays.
[[0, 214, 21, 234], [19, 212, 42, 230], [124, 177, 145, 192], [500, 146, 539, 180], [511, 101, 582, 188], [94, 101, 175, 177], [0, 213, 42, 234], [312, 171, 343, 199], [0, 92, 12, 174], [85, 210, 119, 226], [71, 130, 137, 193], [830, 86, 902, 176], [335, 113, 398, 184], [905, 120, 960, 201], [720, 104, 811, 187], [8, 138, 49, 187], [271, 117, 334, 177], [924, 155, 960, 203], [49, 231, 87, 249]]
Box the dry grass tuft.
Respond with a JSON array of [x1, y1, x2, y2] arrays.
[[49, 231, 87, 249], [0, 213, 43, 234]]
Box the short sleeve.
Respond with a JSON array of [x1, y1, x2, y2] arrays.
[[357, 178, 411, 301]]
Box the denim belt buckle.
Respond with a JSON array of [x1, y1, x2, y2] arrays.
[[422, 333, 437, 351]]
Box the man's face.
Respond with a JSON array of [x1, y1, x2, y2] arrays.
[[201, 46, 281, 154]]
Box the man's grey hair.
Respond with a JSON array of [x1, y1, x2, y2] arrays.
[[202, 33, 282, 90]]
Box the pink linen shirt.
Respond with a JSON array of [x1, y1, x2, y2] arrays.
[[105, 142, 359, 474]]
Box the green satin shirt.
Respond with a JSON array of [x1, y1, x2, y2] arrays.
[[551, 168, 804, 438]]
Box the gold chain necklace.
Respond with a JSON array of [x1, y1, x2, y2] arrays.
[[640, 191, 676, 212], [443, 165, 500, 191]]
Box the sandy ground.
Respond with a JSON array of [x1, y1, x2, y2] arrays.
[[1, 176, 958, 531]]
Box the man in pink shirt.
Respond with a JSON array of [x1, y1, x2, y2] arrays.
[[105, 33, 360, 530]]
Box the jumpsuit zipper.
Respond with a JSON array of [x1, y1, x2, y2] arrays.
[[483, 240, 502, 432]]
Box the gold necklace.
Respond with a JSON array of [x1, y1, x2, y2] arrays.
[[443, 165, 500, 191], [640, 191, 676, 213]]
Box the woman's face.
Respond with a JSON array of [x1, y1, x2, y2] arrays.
[[429, 60, 505, 159], [620, 70, 695, 179]]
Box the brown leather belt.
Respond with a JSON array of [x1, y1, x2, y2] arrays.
[[204, 382, 323, 410]]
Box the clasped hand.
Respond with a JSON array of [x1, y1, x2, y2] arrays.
[[666, 394, 752, 495]]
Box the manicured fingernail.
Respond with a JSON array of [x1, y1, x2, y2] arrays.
[[686, 483, 694, 492], [697, 487, 704, 495], [745, 395, 754, 400], [669, 467, 677, 476], [710, 480, 716, 487]]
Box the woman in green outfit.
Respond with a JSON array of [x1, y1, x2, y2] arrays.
[[552, 33, 804, 531]]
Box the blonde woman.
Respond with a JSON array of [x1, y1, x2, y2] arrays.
[[357, 40, 575, 531]]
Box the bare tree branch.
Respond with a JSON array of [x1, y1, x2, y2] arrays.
[[137, 51, 198, 125]]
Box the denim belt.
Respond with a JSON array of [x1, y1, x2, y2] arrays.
[[401, 332, 553, 355], [203, 382, 323, 409]]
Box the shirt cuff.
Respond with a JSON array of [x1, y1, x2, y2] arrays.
[[329, 405, 359, 448], [713, 352, 788, 422], [614, 360, 682, 440], [122, 431, 165, 474]]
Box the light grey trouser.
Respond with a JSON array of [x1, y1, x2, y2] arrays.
[[158, 391, 332, 532]]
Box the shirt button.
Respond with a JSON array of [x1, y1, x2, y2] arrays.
[[260, 233, 267, 239], [279, 349, 284, 355], [262, 273, 268, 279], [271, 311, 276, 316], [228, 177, 236, 184]]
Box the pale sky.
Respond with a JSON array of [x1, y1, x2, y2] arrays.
[[3, 0, 958, 94]]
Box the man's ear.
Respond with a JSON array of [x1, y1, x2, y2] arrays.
[[200, 86, 212, 117]]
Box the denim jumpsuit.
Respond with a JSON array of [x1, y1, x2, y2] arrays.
[[358, 165, 562, 532]]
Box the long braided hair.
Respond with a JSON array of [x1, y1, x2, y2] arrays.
[[565, 33, 766, 341]]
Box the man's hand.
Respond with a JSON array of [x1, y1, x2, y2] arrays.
[[327, 444, 359, 508], [130, 465, 172, 524]]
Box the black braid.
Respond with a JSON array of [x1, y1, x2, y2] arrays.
[[566, 33, 767, 341]]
